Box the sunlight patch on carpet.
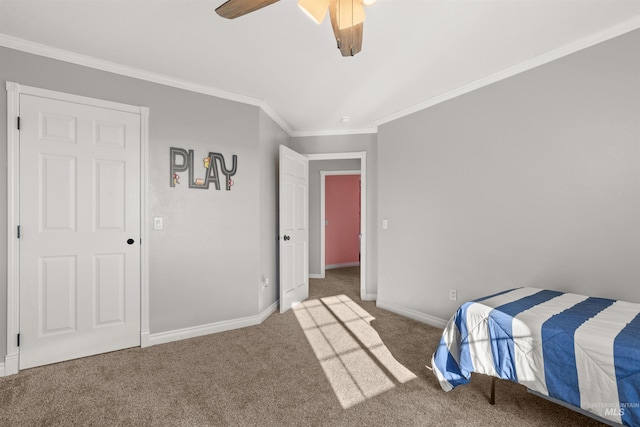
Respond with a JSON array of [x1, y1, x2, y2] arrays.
[[293, 295, 417, 409]]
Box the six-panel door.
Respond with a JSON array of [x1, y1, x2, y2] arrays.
[[19, 94, 141, 369]]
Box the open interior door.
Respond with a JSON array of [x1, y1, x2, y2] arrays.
[[279, 145, 309, 313]]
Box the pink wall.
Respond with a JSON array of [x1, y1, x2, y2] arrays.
[[325, 175, 360, 266]]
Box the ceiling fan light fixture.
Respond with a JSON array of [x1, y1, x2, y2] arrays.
[[298, 0, 329, 24], [336, 0, 365, 30], [215, 0, 368, 57]]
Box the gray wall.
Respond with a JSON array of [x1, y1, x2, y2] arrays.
[[377, 29, 640, 323], [0, 47, 281, 358], [290, 134, 378, 297]]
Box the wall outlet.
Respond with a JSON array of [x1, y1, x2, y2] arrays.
[[262, 277, 269, 289], [449, 289, 457, 301]]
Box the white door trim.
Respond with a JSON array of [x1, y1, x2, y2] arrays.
[[320, 170, 361, 277], [306, 152, 368, 301], [4, 82, 150, 376]]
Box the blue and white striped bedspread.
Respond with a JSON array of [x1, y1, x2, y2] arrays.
[[431, 287, 640, 426]]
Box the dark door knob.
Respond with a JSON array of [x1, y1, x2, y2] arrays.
[[284, 235, 290, 241], [127, 238, 135, 245]]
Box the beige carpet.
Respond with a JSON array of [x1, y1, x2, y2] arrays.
[[0, 267, 606, 426]]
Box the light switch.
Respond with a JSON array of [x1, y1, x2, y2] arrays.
[[382, 219, 388, 230], [153, 217, 163, 230]]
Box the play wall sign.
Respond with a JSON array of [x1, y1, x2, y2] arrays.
[[170, 147, 238, 191]]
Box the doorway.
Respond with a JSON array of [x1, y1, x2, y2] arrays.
[[306, 152, 368, 301], [321, 171, 361, 274]]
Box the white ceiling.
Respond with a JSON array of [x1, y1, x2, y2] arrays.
[[1, 0, 640, 136]]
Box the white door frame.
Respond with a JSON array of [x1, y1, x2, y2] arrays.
[[306, 152, 368, 301], [4, 82, 150, 376], [320, 170, 361, 276]]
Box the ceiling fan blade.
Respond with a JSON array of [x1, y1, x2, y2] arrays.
[[215, 0, 280, 19], [329, 1, 363, 56]]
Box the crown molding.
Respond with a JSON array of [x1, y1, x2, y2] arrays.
[[3, 14, 639, 138], [291, 127, 378, 138], [0, 33, 294, 136], [375, 15, 640, 128], [259, 101, 293, 136]]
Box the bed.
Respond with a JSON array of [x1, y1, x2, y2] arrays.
[[431, 287, 640, 426]]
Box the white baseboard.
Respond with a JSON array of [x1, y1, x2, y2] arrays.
[[0, 304, 280, 375], [3, 353, 19, 377], [140, 330, 151, 348], [309, 273, 324, 279], [148, 301, 279, 347], [258, 300, 279, 323], [326, 262, 360, 270], [362, 292, 377, 301], [376, 299, 448, 329]]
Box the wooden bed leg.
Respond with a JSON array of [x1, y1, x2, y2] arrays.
[[490, 377, 496, 405]]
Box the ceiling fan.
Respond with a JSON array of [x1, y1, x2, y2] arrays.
[[215, 0, 376, 57]]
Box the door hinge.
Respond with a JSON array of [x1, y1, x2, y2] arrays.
[[17, 333, 20, 347], [17, 225, 20, 239], [17, 116, 20, 130]]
